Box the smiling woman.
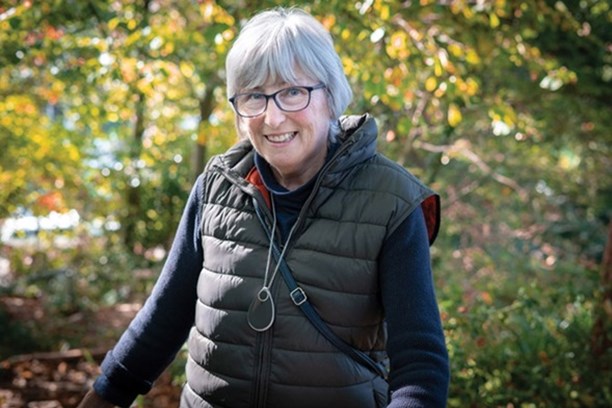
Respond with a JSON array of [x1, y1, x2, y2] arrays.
[[78, 7, 449, 408]]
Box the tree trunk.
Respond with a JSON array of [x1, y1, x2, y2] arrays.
[[193, 83, 219, 180], [122, 1, 150, 250], [123, 91, 145, 250]]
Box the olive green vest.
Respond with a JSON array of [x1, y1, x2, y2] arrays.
[[181, 115, 439, 408]]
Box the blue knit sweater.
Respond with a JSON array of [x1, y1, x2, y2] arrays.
[[93, 154, 449, 407]]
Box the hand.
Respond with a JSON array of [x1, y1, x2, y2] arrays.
[[77, 390, 116, 408]]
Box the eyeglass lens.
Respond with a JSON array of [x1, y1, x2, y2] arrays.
[[235, 87, 311, 117]]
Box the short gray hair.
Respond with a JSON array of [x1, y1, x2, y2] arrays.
[[226, 7, 353, 140]]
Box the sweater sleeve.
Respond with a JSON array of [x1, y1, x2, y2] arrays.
[[92, 175, 205, 407], [380, 206, 450, 408]]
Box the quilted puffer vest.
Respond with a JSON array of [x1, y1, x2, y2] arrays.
[[180, 115, 440, 408]]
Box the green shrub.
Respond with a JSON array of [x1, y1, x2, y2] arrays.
[[0, 307, 44, 360], [2, 230, 163, 314], [440, 253, 610, 407]]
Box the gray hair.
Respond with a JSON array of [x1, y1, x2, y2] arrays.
[[225, 7, 353, 140]]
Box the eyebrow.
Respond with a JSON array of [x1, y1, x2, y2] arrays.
[[241, 83, 296, 94]]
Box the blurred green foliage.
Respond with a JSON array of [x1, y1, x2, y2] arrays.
[[0, 307, 42, 360]]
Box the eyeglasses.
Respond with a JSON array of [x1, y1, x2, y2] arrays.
[[229, 84, 326, 118]]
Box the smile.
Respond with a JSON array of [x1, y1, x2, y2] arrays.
[[265, 132, 296, 143]]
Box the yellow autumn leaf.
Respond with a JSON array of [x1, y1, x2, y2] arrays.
[[466, 49, 481, 65], [380, 5, 390, 20], [200, 1, 214, 22], [465, 78, 480, 96], [503, 113, 515, 127], [67, 145, 80, 162], [386, 31, 410, 60], [342, 56, 355, 75], [162, 42, 174, 55], [448, 43, 464, 58], [108, 17, 120, 31], [425, 77, 437, 92], [180, 61, 195, 78], [448, 103, 462, 127], [490, 13, 500, 28], [215, 6, 235, 26], [434, 59, 443, 77]]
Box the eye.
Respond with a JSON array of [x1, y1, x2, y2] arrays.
[[280, 87, 307, 99], [245, 92, 265, 101]]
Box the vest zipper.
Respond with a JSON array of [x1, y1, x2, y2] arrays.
[[252, 324, 271, 406], [251, 198, 282, 407], [252, 276, 282, 407]]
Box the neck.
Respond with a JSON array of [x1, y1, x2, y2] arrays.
[[271, 169, 315, 191], [271, 153, 327, 191]]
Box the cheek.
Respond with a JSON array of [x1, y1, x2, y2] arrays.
[[308, 110, 331, 139], [308, 100, 332, 133], [297, 108, 328, 132], [236, 117, 256, 139]]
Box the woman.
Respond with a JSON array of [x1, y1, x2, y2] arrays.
[[79, 7, 449, 408]]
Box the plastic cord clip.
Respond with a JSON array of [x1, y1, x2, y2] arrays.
[[290, 287, 308, 306]]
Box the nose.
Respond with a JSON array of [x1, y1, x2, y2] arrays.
[[263, 98, 286, 128]]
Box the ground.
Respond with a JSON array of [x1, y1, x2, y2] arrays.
[[0, 296, 181, 408]]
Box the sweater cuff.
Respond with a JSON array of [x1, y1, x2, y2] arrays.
[[93, 375, 138, 408], [93, 351, 153, 407]]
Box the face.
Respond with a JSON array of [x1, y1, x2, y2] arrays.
[[236, 74, 331, 191]]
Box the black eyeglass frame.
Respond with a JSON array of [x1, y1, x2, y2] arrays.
[[229, 83, 326, 118]]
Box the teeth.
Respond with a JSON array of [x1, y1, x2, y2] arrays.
[[267, 132, 295, 143]]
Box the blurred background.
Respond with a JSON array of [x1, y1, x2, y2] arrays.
[[0, 0, 610, 407]]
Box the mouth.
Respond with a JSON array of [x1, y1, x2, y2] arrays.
[[265, 132, 297, 144]]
